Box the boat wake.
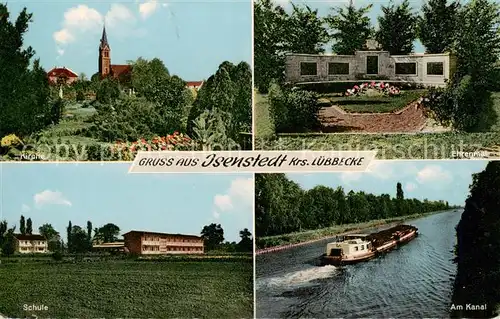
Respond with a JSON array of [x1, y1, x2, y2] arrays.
[[258, 265, 337, 290]]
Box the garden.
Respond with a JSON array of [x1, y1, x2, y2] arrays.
[[254, 0, 500, 157], [0, 259, 253, 318], [0, 5, 252, 161], [324, 82, 426, 114]]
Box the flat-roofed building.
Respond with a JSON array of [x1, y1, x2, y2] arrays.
[[92, 241, 127, 253], [13, 234, 48, 254], [123, 231, 204, 255]]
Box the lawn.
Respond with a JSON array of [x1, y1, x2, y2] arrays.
[[255, 92, 275, 139], [254, 91, 500, 158], [38, 103, 97, 142], [255, 132, 500, 159], [0, 259, 254, 318], [327, 89, 426, 113]]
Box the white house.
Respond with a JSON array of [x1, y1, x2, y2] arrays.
[[13, 234, 49, 254]]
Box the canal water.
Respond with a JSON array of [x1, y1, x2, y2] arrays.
[[256, 209, 462, 318]]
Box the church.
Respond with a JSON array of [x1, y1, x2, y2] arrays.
[[97, 25, 203, 90], [98, 25, 132, 82]]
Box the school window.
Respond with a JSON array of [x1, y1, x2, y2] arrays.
[[300, 62, 317, 76]]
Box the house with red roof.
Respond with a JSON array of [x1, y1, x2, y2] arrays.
[[186, 81, 204, 90], [47, 66, 78, 85]]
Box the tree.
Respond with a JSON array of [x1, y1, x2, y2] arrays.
[[39, 224, 58, 241], [255, 173, 304, 236], [417, 0, 460, 53], [95, 223, 120, 243], [300, 186, 339, 229], [187, 61, 252, 146], [1, 229, 16, 257], [131, 57, 169, 96], [192, 109, 235, 151], [70, 226, 89, 254], [325, 2, 373, 55], [76, 90, 85, 102], [95, 77, 120, 104], [0, 5, 52, 137], [452, 0, 500, 86], [396, 182, 404, 200], [254, 0, 290, 92], [452, 161, 500, 318], [78, 73, 88, 82], [49, 98, 64, 125], [67, 221, 72, 252], [20, 215, 26, 235], [255, 173, 451, 240], [0, 220, 8, 247], [287, 4, 328, 54], [26, 218, 32, 235], [237, 228, 253, 252], [376, 0, 418, 55], [39, 223, 61, 252], [200, 223, 224, 250], [93, 227, 104, 244], [86, 221, 93, 250], [128, 57, 192, 135]]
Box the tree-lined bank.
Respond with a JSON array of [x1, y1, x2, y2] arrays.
[[256, 211, 451, 250], [255, 174, 454, 240], [451, 161, 500, 318]]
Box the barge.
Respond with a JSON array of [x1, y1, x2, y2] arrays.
[[320, 224, 418, 266]]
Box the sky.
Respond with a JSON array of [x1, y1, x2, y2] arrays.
[[5, 0, 252, 81], [287, 160, 489, 206], [274, 0, 461, 53], [0, 163, 253, 242]]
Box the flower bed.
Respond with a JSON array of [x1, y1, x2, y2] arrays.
[[110, 132, 196, 161], [346, 81, 401, 97]]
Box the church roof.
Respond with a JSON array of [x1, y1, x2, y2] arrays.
[[111, 64, 132, 77], [100, 25, 109, 49]]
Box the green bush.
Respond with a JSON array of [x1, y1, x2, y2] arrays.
[[52, 251, 63, 261], [86, 143, 112, 161], [268, 83, 321, 133], [423, 75, 496, 132], [76, 90, 85, 102]]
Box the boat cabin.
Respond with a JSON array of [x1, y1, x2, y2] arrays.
[[326, 238, 373, 258], [341, 234, 369, 241]]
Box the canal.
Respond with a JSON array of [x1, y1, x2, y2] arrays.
[[256, 209, 462, 318]]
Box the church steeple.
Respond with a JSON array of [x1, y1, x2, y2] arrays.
[[98, 21, 111, 77], [100, 21, 109, 49]]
